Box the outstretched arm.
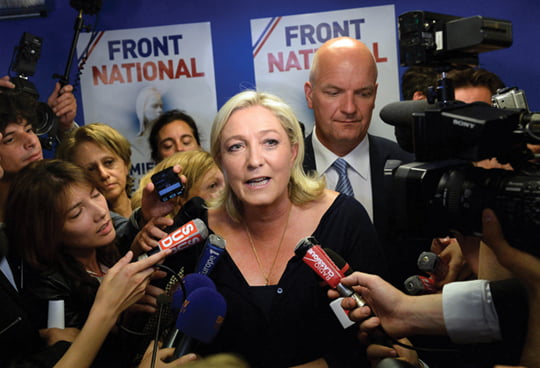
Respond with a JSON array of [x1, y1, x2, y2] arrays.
[[53, 249, 170, 368], [331, 272, 447, 339]]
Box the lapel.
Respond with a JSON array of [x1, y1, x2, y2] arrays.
[[303, 133, 316, 173], [0, 269, 20, 300]]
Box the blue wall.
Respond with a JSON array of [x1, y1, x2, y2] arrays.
[[1, 0, 538, 124]]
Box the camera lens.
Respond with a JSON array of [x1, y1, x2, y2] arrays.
[[33, 102, 58, 136]]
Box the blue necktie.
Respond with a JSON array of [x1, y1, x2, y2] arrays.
[[333, 158, 354, 197]]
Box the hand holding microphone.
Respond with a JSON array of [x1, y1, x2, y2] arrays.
[[294, 236, 367, 308]]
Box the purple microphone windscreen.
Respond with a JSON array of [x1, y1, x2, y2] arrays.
[[176, 287, 226, 343], [171, 273, 216, 309]]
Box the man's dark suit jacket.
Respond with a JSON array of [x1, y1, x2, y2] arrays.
[[303, 133, 426, 287]]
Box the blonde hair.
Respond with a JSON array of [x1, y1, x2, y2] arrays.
[[136, 86, 162, 135], [57, 123, 134, 194], [131, 150, 219, 214], [209, 90, 325, 222]]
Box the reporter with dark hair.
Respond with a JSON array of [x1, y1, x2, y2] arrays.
[[401, 66, 438, 101], [0, 75, 78, 154], [148, 110, 202, 163], [0, 138, 195, 367]]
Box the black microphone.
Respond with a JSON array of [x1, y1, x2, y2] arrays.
[[379, 100, 435, 128], [403, 275, 438, 295], [416, 251, 448, 279], [151, 294, 172, 368], [172, 287, 226, 359], [166, 196, 207, 233]]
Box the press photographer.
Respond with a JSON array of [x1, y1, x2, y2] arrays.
[[1, 31, 77, 153]]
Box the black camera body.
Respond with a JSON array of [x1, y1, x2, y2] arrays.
[[5, 32, 58, 149], [392, 159, 540, 257], [386, 12, 540, 256], [386, 99, 540, 256], [398, 11, 513, 67]]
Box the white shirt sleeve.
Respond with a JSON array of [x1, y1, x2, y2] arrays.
[[442, 280, 502, 344]]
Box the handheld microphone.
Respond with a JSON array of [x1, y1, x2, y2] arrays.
[[164, 273, 217, 348], [165, 196, 207, 233], [324, 248, 395, 346], [403, 275, 438, 295], [416, 251, 448, 280], [138, 218, 208, 260], [171, 273, 217, 309], [294, 237, 366, 307], [195, 234, 226, 276], [172, 287, 226, 359]]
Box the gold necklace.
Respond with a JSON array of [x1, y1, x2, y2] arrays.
[[244, 204, 292, 286]]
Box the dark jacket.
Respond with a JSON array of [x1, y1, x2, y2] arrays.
[[303, 133, 426, 287]]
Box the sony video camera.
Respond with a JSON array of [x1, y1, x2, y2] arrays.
[[4, 32, 59, 149], [381, 12, 540, 256]]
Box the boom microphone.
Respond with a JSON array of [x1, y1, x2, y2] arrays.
[[172, 287, 226, 359], [138, 218, 208, 260], [379, 100, 435, 128], [294, 237, 366, 307], [195, 234, 226, 276]]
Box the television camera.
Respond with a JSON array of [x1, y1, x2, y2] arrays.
[[381, 11, 540, 256]]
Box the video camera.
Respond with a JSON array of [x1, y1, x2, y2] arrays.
[[4, 32, 58, 149], [381, 11, 540, 256]]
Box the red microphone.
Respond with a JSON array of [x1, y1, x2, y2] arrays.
[[294, 236, 366, 307], [138, 218, 208, 260]]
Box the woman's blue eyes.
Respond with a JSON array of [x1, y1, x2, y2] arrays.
[[227, 139, 279, 152]]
